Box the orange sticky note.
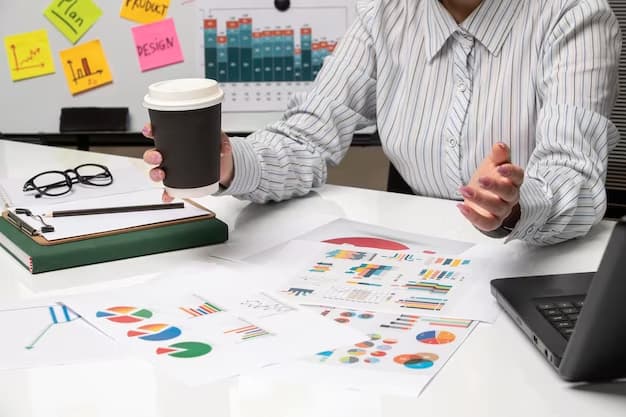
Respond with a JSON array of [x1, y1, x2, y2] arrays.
[[4, 29, 56, 81], [120, 0, 171, 24], [59, 40, 113, 95]]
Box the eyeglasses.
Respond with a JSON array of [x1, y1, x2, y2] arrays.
[[22, 163, 113, 198]]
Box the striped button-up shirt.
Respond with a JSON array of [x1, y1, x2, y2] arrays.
[[224, 0, 621, 246]]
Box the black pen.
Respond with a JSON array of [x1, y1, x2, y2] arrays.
[[42, 202, 185, 217]]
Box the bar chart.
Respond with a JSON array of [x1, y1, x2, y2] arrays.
[[197, 1, 354, 112]]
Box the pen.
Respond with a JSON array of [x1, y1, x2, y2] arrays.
[[42, 202, 185, 217]]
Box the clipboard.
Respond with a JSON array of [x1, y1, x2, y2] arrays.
[[2, 199, 215, 246]]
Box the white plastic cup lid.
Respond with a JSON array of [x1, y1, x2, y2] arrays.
[[143, 78, 224, 111]]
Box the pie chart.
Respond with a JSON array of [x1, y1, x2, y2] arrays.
[[96, 306, 153, 323], [127, 323, 182, 341], [416, 330, 456, 345], [322, 237, 409, 250], [156, 341, 212, 358], [394, 353, 439, 369]]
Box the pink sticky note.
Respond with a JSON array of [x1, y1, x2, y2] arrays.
[[131, 18, 183, 71]]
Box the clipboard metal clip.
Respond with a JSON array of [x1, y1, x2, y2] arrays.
[[10, 208, 55, 234]]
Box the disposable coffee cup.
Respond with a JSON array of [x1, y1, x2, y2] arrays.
[[143, 78, 224, 198]]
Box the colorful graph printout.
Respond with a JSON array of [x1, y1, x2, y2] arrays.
[[131, 18, 184, 71], [4, 29, 55, 81], [44, 0, 102, 44], [326, 249, 370, 261], [0, 303, 117, 371], [156, 341, 212, 358], [274, 240, 497, 322], [224, 323, 270, 341], [179, 298, 223, 318], [26, 305, 80, 349], [96, 306, 152, 323], [346, 264, 392, 278], [310, 262, 333, 273], [127, 323, 182, 341], [427, 257, 471, 267], [416, 330, 456, 345], [59, 40, 113, 94], [120, 0, 171, 24]]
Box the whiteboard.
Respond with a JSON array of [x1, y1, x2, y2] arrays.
[[0, 1, 205, 134], [0, 0, 357, 135]]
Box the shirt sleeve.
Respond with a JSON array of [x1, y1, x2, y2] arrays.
[[221, 0, 379, 203], [507, 0, 622, 245]]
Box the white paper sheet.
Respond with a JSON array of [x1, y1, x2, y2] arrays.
[[0, 301, 119, 371], [246, 218, 475, 263], [9, 189, 210, 240], [259, 240, 499, 323], [0, 160, 155, 208], [241, 305, 478, 397], [64, 263, 365, 386]]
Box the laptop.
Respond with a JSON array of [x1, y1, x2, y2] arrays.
[[490, 217, 626, 382]]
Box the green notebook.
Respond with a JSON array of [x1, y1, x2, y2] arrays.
[[0, 216, 228, 274]]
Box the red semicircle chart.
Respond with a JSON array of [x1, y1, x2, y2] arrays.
[[322, 237, 409, 251]]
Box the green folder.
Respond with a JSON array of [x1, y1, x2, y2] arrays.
[[0, 216, 228, 274]]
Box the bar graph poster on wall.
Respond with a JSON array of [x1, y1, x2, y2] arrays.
[[196, 0, 356, 112]]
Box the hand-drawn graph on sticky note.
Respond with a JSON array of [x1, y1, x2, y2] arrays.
[[59, 40, 113, 94], [4, 29, 55, 81], [44, 0, 102, 44], [197, 0, 354, 112]]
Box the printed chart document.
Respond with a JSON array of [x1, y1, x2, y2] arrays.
[[0, 300, 119, 371], [243, 305, 477, 396], [260, 240, 499, 323], [246, 218, 475, 264], [64, 263, 364, 386]]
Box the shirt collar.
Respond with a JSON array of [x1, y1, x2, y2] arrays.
[[424, 0, 524, 62]]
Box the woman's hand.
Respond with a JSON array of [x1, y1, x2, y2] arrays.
[[457, 142, 524, 232]]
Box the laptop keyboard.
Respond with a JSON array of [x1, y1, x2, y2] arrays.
[[535, 296, 585, 340]]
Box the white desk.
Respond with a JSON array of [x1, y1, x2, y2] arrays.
[[0, 139, 624, 417]]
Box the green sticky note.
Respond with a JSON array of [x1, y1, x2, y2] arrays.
[[44, 0, 103, 44]]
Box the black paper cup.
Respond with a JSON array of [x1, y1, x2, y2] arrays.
[[143, 78, 224, 198]]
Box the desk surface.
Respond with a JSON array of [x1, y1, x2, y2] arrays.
[[0, 139, 624, 417]]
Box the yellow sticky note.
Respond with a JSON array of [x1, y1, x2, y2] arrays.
[[120, 0, 171, 24], [59, 40, 113, 95], [44, 0, 103, 44], [4, 29, 55, 81]]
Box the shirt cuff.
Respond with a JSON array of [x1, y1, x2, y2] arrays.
[[505, 177, 553, 243], [214, 136, 261, 196]]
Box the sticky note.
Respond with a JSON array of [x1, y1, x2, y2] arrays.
[[120, 0, 171, 24], [59, 40, 113, 95], [131, 18, 184, 71], [4, 29, 55, 81], [44, 0, 103, 44]]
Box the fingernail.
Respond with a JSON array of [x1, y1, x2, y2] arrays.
[[142, 126, 151, 136], [457, 204, 470, 215], [460, 187, 474, 198], [497, 166, 511, 176], [150, 170, 163, 181], [478, 177, 492, 188], [147, 153, 161, 164], [497, 142, 507, 150]]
